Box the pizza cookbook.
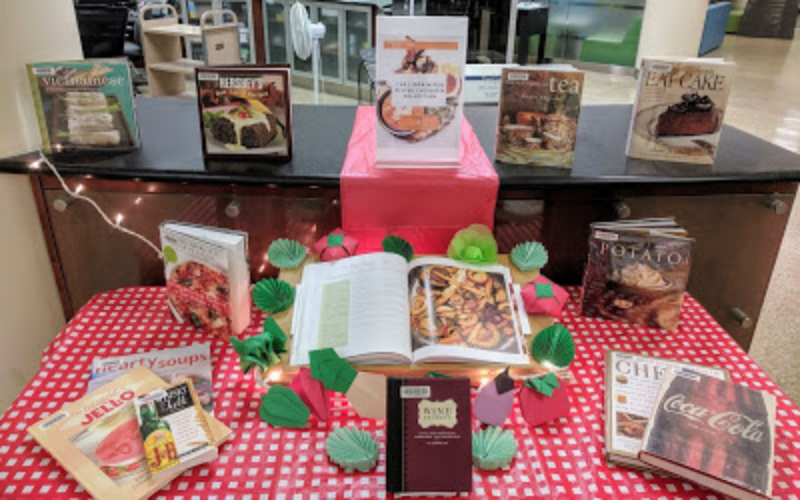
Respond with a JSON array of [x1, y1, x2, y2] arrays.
[[195, 66, 292, 160], [27, 366, 231, 500], [160, 222, 250, 339], [626, 57, 734, 164]]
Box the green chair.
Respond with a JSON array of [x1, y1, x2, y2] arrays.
[[727, 9, 744, 33], [579, 17, 643, 68]]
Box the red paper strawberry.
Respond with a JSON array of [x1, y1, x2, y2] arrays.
[[519, 373, 570, 427], [313, 229, 359, 262]]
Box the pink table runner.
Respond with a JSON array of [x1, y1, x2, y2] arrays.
[[1, 286, 798, 499]]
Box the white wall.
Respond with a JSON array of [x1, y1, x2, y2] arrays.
[[0, 0, 83, 409], [637, 0, 709, 65]]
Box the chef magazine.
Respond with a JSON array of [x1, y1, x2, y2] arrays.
[[291, 253, 528, 366], [28, 366, 231, 500]]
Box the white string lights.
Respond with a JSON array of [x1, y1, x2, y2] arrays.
[[30, 152, 163, 259]]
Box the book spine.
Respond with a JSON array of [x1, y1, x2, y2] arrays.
[[27, 65, 51, 154], [385, 378, 404, 493]]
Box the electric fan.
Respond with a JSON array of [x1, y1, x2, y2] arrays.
[[290, 2, 326, 104]]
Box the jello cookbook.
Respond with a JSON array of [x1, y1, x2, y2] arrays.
[[195, 66, 292, 160], [27, 366, 231, 500], [626, 57, 734, 164]]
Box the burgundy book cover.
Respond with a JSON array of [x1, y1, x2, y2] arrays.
[[639, 371, 776, 499], [386, 377, 472, 494]]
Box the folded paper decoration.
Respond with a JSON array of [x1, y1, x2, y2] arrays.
[[510, 241, 549, 272], [346, 372, 387, 421], [290, 367, 330, 421], [529, 324, 576, 368], [252, 278, 295, 315], [447, 224, 498, 264], [519, 373, 570, 427], [472, 426, 518, 471], [473, 368, 515, 427], [309, 348, 358, 393], [521, 275, 569, 318], [326, 427, 379, 473], [382, 235, 414, 262], [267, 238, 307, 269], [230, 316, 287, 374], [313, 229, 359, 262], [259, 385, 310, 428]]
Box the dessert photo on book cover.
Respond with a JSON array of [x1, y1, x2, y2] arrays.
[[196, 67, 291, 159]]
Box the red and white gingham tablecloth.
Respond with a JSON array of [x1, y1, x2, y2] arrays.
[[0, 286, 798, 499]]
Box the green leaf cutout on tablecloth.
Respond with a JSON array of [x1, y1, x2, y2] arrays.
[[267, 238, 307, 270], [382, 235, 414, 262], [325, 427, 379, 473], [230, 316, 287, 374], [252, 278, 295, 314], [309, 348, 358, 393], [524, 372, 560, 397], [472, 426, 518, 471], [530, 324, 576, 368], [447, 224, 498, 264], [259, 385, 310, 428], [511, 241, 549, 272]]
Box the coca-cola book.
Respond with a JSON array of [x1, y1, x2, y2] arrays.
[[580, 218, 694, 331], [386, 377, 472, 495], [640, 371, 776, 500]]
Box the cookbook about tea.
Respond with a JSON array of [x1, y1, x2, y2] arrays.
[[291, 253, 528, 366], [375, 16, 468, 167]]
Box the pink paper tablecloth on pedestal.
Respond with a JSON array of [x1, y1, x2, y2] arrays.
[[341, 106, 499, 254], [1, 286, 799, 499]]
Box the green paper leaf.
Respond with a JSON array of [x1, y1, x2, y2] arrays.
[[252, 279, 295, 314], [267, 239, 307, 270], [230, 316, 288, 374], [447, 225, 498, 264], [259, 386, 310, 428], [472, 426, 518, 471], [524, 373, 560, 397], [425, 372, 451, 378], [534, 283, 554, 298], [328, 234, 345, 247], [530, 324, 576, 368], [510, 241, 549, 272], [326, 427, 379, 473], [309, 348, 358, 393], [382, 235, 414, 262]]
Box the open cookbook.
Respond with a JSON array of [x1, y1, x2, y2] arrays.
[[291, 254, 528, 366]]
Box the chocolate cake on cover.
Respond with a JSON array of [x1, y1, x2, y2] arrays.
[[209, 105, 277, 149], [656, 93, 718, 137]]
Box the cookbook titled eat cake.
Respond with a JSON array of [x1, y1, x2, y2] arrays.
[[626, 57, 734, 165]]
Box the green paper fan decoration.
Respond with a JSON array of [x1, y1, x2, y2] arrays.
[[472, 426, 518, 471], [525, 372, 560, 397], [530, 324, 576, 368], [382, 235, 414, 262], [510, 241, 549, 272], [259, 385, 310, 428], [325, 427, 379, 473], [252, 278, 295, 314], [267, 238, 307, 270]]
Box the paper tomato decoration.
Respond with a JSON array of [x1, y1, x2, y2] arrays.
[[313, 229, 359, 262], [519, 373, 570, 427], [291, 367, 330, 421], [521, 275, 569, 318]]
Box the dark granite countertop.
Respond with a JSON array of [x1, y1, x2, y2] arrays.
[[2, 97, 799, 189]]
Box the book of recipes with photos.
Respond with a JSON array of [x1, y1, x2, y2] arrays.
[[604, 350, 729, 469], [291, 253, 528, 366]]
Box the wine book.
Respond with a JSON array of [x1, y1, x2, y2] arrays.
[[28, 366, 231, 500], [160, 222, 250, 339], [375, 16, 468, 167], [495, 66, 584, 168], [134, 380, 217, 475], [640, 371, 776, 499], [28, 60, 140, 153], [87, 343, 214, 414], [386, 377, 472, 495], [290, 253, 528, 366], [580, 218, 694, 331], [627, 57, 734, 164], [604, 350, 729, 469], [195, 66, 292, 160]]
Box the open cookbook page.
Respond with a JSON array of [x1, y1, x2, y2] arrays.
[[407, 257, 529, 365], [291, 253, 413, 366]]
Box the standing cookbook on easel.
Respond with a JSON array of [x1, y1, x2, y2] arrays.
[[195, 66, 292, 160], [375, 16, 468, 167]]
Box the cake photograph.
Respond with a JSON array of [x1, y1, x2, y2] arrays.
[[195, 67, 292, 160]]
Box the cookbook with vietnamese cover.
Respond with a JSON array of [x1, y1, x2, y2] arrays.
[[27, 60, 140, 153], [639, 370, 776, 500], [27, 366, 231, 500], [386, 377, 472, 495], [375, 16, 468, 167], [604, 350, 729, 469]]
